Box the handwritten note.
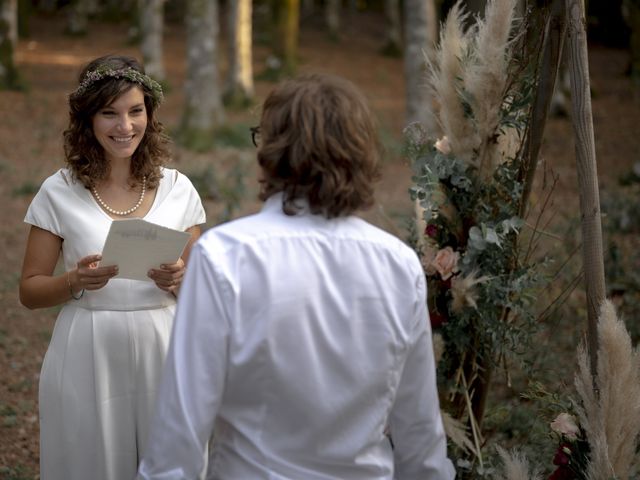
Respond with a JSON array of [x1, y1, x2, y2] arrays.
[[100, 218, 191, 282]]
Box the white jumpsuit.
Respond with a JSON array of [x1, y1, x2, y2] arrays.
[[24, 167, 205, 480]]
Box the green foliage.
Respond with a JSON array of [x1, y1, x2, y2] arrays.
[[0, 464, 32, 480], [404, 10, 558, 472], [176, 123, 255, 152], [409, 122, 547, 377], [213, 124, 254, 149], [0, 23, 26, 91], [601, 162, 640, 343], [174, 127, 216, 152], [223, 89, 254, 110], [11, 181, 40, 198], [185, 157, 249, 225], [255, 55, 290, 83], [0, 404, 17, 426], [377, 127, 403, 163]]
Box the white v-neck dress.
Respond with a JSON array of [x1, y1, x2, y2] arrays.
[[24, 167, 206, 480]]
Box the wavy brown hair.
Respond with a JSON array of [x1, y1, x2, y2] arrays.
[[257, 73, 381, 218], [64, 55, 170, 189]]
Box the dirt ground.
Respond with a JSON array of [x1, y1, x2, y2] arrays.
[[0, 8, 638, 478]]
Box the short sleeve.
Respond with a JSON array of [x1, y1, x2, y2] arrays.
[[24, 171, 65, 238], [175, 171, 206, 230]]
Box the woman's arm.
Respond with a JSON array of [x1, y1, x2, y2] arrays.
[[147, 225, 202, 295], [20, 226, 119, 309]]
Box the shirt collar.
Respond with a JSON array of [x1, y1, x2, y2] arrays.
[[262, 192, 310, 215]]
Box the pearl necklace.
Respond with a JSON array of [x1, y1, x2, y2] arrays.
[[92, 177, 146, 216]]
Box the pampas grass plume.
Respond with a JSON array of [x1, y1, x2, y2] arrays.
[[494, 446, 540, 480], [462, 0, 518, 177], [574, 300, 640, 480], [441, 410, 476, 455], [429, 2, 479, 162]]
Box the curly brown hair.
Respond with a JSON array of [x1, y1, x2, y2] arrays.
[[64, 55, 170, 189], [257, 73, 382, 218]]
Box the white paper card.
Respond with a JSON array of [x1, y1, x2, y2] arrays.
[[100, 218, 191, 282]]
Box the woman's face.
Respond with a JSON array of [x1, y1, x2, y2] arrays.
[[92, 86, 148, 164]]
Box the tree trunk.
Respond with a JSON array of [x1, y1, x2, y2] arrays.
[[86, 0, 99, 15], [301, 0, 314, 16], [566, 0, 606, 375], [403, 0, 437, 129], [382, 0, 401, 55], [180, 0, 224, 149], [37, 0, 56, 13], [139, 0, 165, 82], [628, 0, 640, 82], [67, 0, 89, 35], [225, 0, 253, 107], [276, 0, 299, 75], [325, 0, 339, 39], [0, 0, 20, 90], [17, 0, 30, 38]]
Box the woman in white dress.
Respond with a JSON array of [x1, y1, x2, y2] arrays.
[[19, 54, 206, 480]]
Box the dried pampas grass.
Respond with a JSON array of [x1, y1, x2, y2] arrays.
[[463, 0, 519, 176], [425, 0, 520, 177], [574, 300, 640, 480], [428, 2, 479, 163], [441, 410, 477, 456], [451, 271, 490, 313], [494, 446, 541, 480]]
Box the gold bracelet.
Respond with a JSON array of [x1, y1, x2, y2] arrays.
[[67, 271, 84, 300]]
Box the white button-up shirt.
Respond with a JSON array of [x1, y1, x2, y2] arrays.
[[138, 194, 455, 479]]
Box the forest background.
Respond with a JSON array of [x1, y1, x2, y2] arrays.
[[0, 0, 639, 478]]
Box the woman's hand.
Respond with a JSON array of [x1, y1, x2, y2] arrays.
[[70, 254, 119, 292], [148, 258, 185, 295]]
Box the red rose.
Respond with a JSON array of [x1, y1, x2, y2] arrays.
[[425, 224, 438, 238]]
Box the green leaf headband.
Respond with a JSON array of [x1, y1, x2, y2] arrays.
[[72, 66, 164, 106]]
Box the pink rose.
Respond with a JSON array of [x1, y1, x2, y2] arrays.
[[550, 413, 579, 440], [431, 247, 460, 280], [434, 136, 451, 155]]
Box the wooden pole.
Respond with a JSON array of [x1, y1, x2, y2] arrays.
[[565, 0, 606, 375], [519, 0, 567, 217]]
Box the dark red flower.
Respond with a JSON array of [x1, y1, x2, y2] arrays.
[[548, 466, 575, 480], [552, 443, 572, 466], [430, 312, 447, 328], [425, 224, 438, 238]]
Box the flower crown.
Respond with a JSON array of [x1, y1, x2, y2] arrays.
[[72, 66, 164, 106]]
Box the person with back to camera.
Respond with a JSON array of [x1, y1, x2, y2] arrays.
[[19, 54, 206, 480], [138, 73, 456, 479]]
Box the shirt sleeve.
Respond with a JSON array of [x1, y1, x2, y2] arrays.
[[138, 241, 229, 480], [388, 272, 456, 480], [176, 171, 206, 230], [24, 172, 64, 238]]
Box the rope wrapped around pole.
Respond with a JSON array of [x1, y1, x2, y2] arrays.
[[565, 0, 606, 377]]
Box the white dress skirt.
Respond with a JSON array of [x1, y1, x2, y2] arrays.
[[24, 168, 205, 480]]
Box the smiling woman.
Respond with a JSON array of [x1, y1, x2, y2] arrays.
[[18, 54, 206, 480], [92, 88, 148, 165]]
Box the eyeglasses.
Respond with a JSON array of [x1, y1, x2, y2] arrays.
[[250, 126, 260, 148]]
